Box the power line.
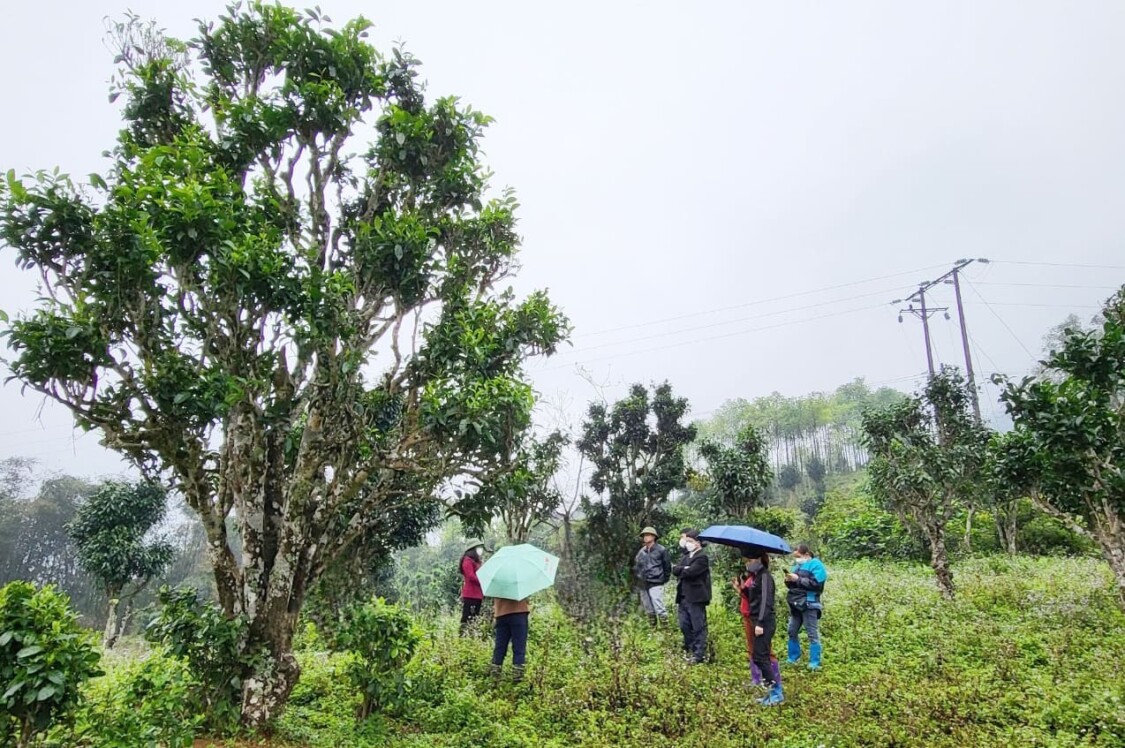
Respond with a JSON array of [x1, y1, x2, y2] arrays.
[[963, 302, 1101, 309], [973, 281, 1120, 291], [990, 260, 1125, 271], [578, 262, 950, 338], [962, 277, 1036, 361], [556, 286, 905, 356], [538, 302, 886, 372]]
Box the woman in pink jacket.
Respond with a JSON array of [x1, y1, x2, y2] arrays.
[[459, 538, 486, 633]]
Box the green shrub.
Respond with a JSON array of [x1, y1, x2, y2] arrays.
[[814, 487, 924, 561], [143, 586, 250, 733], [51, 651, 201, 747], [947, 508, 1002, 557], [274, 651, 389, 748], [333, 598, 421, 718], [0, 581, 102, 748], [745, 506, 802, 539], [1017, 500, 1097, 556]]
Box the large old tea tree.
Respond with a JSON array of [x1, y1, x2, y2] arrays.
[[0, 3, 567, 725]]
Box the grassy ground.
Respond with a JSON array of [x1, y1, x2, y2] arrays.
[[268, 556, 1125, 748], [53, 556, 1125, 748]]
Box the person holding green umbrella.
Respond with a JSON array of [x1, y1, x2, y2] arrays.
[[477, 543, 559, 683]]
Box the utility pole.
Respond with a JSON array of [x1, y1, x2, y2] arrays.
[[892, 258, 989, 421], [917, 287, 937, 377], [951, 267, 981, 422], [896, 287, 947, 379]]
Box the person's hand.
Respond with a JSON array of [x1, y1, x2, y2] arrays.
[[785, 572, 798, 582], [754, 626, 764, 636]]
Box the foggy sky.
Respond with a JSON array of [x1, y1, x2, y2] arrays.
[[2, 0, 1123, 478]]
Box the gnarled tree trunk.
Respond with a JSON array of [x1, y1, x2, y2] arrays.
[[1090, 504, 1125, 609], [995, 501, 1019, 556], [924, 522, 955, 599], [103, 595, 120, 649]]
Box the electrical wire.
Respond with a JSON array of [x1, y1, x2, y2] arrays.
[[973, 281, 1120, 291], [537, 302, 887, 372], [962, 278, 1036, 361], [556, 286, 907, 356], [578, 262, 950, 338], [990, 260, 1125, 271], [962, 302, 1101, 310]]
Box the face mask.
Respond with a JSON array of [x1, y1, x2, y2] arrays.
[[678, 538, 688, 549], [475, 548, 483, 558], [685, 541, 698, 553]]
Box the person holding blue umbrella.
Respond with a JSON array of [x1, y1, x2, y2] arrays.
[[477, 544, 559, 683], [744, 551, 783, 705]]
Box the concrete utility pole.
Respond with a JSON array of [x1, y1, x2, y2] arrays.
[[892, 258, 989, 421], [951, 267, 981, 422]]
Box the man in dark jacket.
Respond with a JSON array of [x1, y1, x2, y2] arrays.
[[672, 529, 711, 664], [633, 526, 672, 625]]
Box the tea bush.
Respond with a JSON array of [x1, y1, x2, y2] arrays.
[[48, 650, 201, 747], [143, 586, 251, 733], [0, 581, 102, 748], [331, 598, 421, 718]]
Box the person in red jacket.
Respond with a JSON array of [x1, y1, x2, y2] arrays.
[[459, 539, 486, 634]]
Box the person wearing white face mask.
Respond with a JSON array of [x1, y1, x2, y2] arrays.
[[671, 529, 712, 664], [459, 539, 486, 634]]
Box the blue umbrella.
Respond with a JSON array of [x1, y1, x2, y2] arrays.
[[698, 525, 792, 556]]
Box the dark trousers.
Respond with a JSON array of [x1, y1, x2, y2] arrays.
[[753, 619, 777, 686], [460, 598, 483, 632], [677, 601, 708, 662], [492, 612, 529, 666]]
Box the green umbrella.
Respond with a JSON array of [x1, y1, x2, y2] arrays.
[[477, 543, 560, 601]]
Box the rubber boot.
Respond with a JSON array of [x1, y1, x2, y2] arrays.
[[489, 663, 502, 679], [512, 664, 525, 683], [762, 682, 784, 706], [808, 641, 822, 670], [786, 639, 802, 665], [770, 655, 783, 686]]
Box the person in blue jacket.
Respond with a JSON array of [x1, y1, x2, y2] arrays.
[[783, 544, 827, 670]]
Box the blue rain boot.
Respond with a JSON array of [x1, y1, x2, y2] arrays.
[[758, 682, 784, 706], [808, 641, 822, 671], [786, 639, 802, 665]]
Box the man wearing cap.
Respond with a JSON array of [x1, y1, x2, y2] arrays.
[[672, 529, 711, 664], [633, 526, 672, 625]]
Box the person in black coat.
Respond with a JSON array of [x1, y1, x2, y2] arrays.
[[672, 529, 711, 664], [745, 552, 784, 705]]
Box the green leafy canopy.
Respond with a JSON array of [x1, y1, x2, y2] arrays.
[[0, 2, 568, 723]]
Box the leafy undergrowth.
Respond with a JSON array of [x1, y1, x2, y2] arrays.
[[65, 557, 1125, 747]]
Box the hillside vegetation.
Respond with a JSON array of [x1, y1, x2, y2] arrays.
[[43, 556, 1125, 748]]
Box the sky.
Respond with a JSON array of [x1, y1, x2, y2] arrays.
[[1, 0, 1124, 479]]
